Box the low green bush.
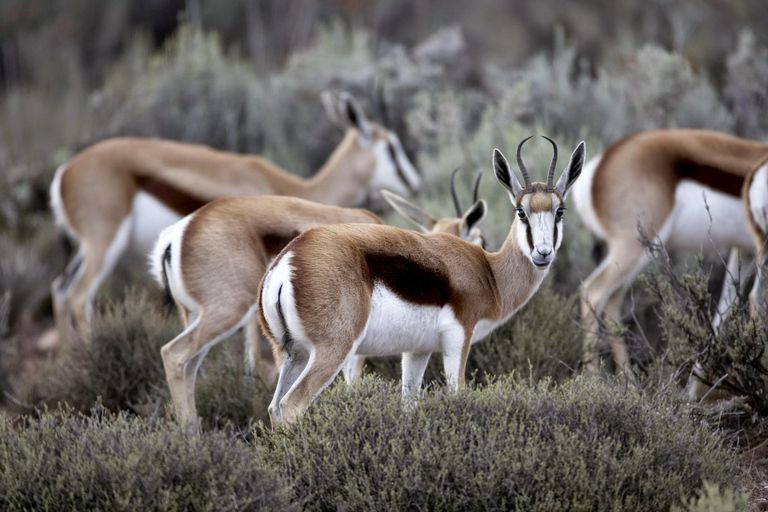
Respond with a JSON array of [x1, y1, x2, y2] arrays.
[[260, 376, 735, 512], [24, 290, 273, 431], [0, 406, 292, 512]]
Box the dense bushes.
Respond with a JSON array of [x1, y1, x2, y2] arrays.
[[261, 376, 735, 512], [0, 407, 292, 511], [23, 290, 272, 429]]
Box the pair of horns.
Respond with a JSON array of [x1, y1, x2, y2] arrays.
[[516, 135, 558, 190], [450, 168, 483, 217]]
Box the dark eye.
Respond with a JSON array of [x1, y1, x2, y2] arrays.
[[517, 209, 526, 221], [556, 208, 564, 219]]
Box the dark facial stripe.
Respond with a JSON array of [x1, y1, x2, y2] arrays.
[[553, 221, 559, 248], [134, 175, 207, 215], [525, 222, 534, 252], [389, 143, 414, 194]]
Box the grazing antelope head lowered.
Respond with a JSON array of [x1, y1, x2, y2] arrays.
[[259, 136, 585, 425]]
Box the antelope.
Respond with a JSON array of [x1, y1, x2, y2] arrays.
[[151, 172, 486, 427], [744, 154, 768, 312], [573, 129, 768, 387], [49, 91, 421, 339], [259, 137, 586, 425]]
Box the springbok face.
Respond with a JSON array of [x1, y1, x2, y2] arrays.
[[493, 136, 585, 269], [381, 168, 487, 247], [322, 91, 421, 198]]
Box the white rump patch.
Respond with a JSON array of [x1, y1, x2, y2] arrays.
[[260, 252, 309, 348], [149, 214, 200, 316], [50, 163, 77, 239], [572, 154, 606, 239]]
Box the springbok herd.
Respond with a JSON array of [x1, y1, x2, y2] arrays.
[[48, 90, 768, 429]]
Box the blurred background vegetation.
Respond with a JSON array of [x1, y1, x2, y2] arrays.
[[2, 1, 768, 509]]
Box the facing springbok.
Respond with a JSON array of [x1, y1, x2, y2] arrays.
[[151, 172, 486, 427], [50, 91, 420, 337], [573, 129, 768, 382], [259, 137, 585, 425]]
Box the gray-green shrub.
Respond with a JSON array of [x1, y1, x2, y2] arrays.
[[0, 406, 292, 511], [261, 376, 735, 512]]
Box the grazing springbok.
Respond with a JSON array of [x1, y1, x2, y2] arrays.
[[151, 172, 486, 427], [259, 137, 585, 425], [744, 154, 768, 312], [49, 91, 421, 338], [573, 129, 768, 383]]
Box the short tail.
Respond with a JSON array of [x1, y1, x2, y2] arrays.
[[160, 245, 175, 313]]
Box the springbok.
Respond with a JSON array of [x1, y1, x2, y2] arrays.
[[151, 172, 485, 427], [49, 91, 421, 338], [259, 137, 585, 425], [744, 154, 768, 311], [573, 129, 768, 383]]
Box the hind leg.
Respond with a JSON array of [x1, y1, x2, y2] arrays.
[[245, 315, 279, 389], [51, 249, 85, 343], [278, 343, 354, 425], [161, 306, 252, 430], [581, 242, 647, 378], [268, 342, 311, 425], [67, 217, 133, 333], [341, 355, 366, 384]]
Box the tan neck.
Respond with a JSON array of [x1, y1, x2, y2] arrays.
[[256, 130, 370, 207], [486, 221, 546, 319]]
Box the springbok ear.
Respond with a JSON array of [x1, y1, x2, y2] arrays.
[[493, 148, 523, 203], [339, 91, 372, 142], [382, 190, 437, 233], [555, 141, 586, 197], [460, 200, 488, 236], [320, 91, 344, 129]]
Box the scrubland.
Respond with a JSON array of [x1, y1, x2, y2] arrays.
[[2, 1, 768, 509]]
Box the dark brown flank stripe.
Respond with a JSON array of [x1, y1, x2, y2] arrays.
[[363, 252, 453, 307], [133, 175, 207, 215], [673, 157, 744, 197], [262, 232, 301, 259]]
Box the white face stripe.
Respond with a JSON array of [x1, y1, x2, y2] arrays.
[[513, 193, 564, 266], [370, 139, 411, 197]]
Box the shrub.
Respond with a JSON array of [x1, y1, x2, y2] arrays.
[[261, 376, 735, 512], [643, 250, 768, 421], [0, 406, 292, 511], [724, 31, 768, 138], [671, 482, 749, 512], [24, 290, 273, 430]]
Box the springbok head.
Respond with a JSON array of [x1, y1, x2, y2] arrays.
[[321, 90, 421, 198], [381, 168, 487, 247], [493, 136, 585, 269]]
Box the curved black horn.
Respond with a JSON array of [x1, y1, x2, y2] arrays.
[[541, 135, 558, 188], [516, 135, 533, 188], [374, 76, 391, 127], [450, 167, 463, 217], [472, 169, 483, 203]]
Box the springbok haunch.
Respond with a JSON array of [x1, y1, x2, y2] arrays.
[[50, 91, 421, 337], [573, 129, 768, 384], [151, 172, 486, 428], [259, 137, 585, 425]]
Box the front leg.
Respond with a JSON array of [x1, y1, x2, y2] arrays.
[[401, 352, 431, 396], [440, 323, 471, 391]]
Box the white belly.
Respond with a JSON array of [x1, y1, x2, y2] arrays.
[[131, 192, 184, 253], [668, 181, 753, 252], [355, 284, 447, 356]]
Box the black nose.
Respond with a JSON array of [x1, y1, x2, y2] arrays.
[[538, 248, 552, 256]]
